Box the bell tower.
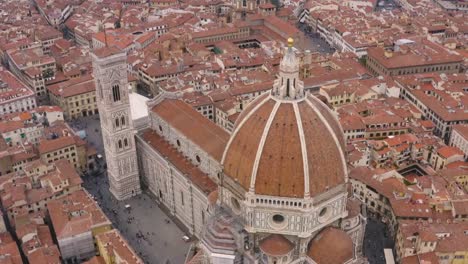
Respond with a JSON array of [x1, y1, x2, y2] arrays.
[[91, 48, 141, 200]]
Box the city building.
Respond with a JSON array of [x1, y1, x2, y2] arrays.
[[16, 219, 61, 264], [366, 39, 463, 77], [0, 67, 37, 117], [0, 232, 22, 264], [47, 189, 112, 262], [6, 46, 56, 100], [397, 220, 468, 263], [450, 124, 468, 159], [33, 0, 74, 27], [48, 75, 98, 120], [397, 73, 468, 141], [95, 229, 143, 264], [0, 159, 83, 223], [38, 135, 89, 171], [0, 143, 38, 176]]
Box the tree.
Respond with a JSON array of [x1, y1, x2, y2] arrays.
[[42, 68, 54, 78], [213, 46, 223, 54]]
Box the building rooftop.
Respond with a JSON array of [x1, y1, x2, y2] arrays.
[[37, 136, 77, 154], [452, 124, 468, 140], [96, 230, 143, 264], [140, 129, 217, 195], [47, 190, 110, 239], [367, 39, 463, 69], [47, 75, 95, 98], [0, 232, 22, 264], [0, 67, 35, 104], [151, 98, 229, 162]]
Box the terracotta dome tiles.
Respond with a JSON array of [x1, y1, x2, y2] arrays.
[[298, 101, 345, 196], [223, 99, 276, 190], [308, 95, 346, 149], [308, 227, 354, 264], [255, 103, 304, 197], [259, 234, 294, 256], [222, 94, 347, 199]]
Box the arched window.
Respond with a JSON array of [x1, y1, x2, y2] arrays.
[[121, 116, 125, 126], [118, 140, 122, 149], [196, 155, 201, 163], [115, 118, 119, 127], [112, 85, 121, 102], [124, 138, 128, 147], [286, 79, 290, 97]]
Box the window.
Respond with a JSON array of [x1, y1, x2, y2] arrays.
[[112, 85, 121, 102], [181, 191, 184, 206], [231, 197, 241, 213], [196, 155, 201, 163], [319, 207, 327, 216], [124, 138, 128, 147], [272, 214, 285, 223], [118, 140, 122, 149], [121, 116, 125, 126], [115, 118, 119, 127]]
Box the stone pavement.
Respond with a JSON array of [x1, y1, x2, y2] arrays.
[[363, 218, 394, 264], [298, 23, 335, 54], [76, 116, 190, 264]]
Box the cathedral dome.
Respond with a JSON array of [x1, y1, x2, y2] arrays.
[[259, 234, 294, 256], [307, 227, 354, 263], [222, 43, 347, 199]]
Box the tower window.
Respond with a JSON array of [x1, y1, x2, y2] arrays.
[[286, 79, 290, 97], [112, 85, 121, 102], [118, 140, 122, 149], [121, 116, 125, 126], [115, 118, 119, 127], [196, 155, 201, 163], [124, 138, 128, 147], [98, 83, 103, 99]]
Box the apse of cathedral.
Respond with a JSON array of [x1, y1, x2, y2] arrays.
[[93, 39, 367, 264]]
